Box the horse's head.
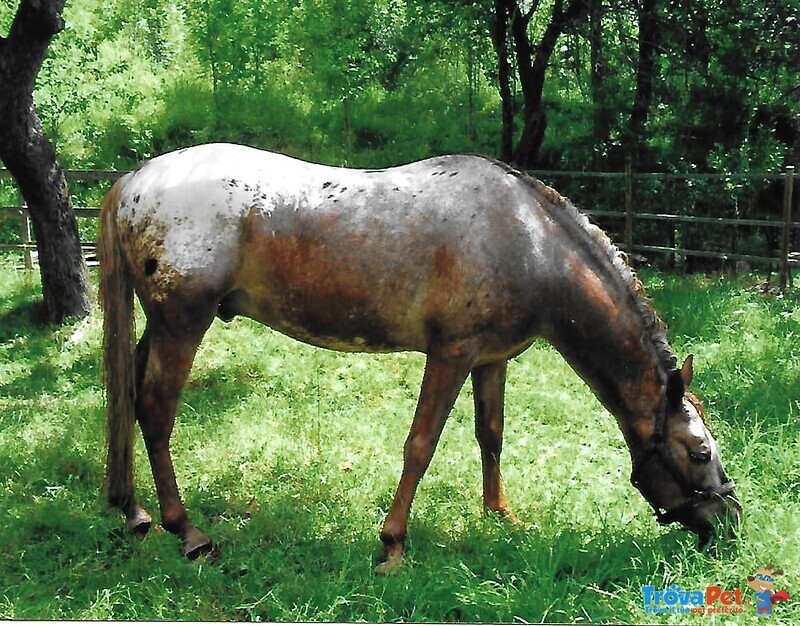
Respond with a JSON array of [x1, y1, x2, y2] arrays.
[[631, 356, 741, 548]]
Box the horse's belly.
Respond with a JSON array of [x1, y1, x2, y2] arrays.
[[242, 305, 425, 354], [230, 253, 430, 353]]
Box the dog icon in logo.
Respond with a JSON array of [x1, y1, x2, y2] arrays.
[[747, 564, 791, 615]]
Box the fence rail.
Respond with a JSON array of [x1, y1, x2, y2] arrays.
[[1, 165, 797, 285], [534, 164, 797, 288]]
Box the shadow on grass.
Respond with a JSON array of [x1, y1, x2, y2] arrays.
[[177, 362, 266, 426], [0, 297, 66, 389]]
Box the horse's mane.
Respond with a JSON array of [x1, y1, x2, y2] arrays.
[[486, 157, 678, 376]]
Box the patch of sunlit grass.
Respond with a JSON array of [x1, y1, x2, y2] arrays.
[[0, 259, 798, 622]]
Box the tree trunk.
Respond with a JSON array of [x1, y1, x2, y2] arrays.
[[627, 0, 659, 170], [507, 0, 539, 169], [506, 0, 596, 169], [589, 2, 610, 167], [0, 0, 90, 323], [491, 0, 515, 163]]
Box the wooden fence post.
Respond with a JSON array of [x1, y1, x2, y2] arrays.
[[780, 165, 795, 292], [624, 159, 633, 253]]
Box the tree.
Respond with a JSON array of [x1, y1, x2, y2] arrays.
[[626, 0, 658, 171], [588, 0, 610, 167], [492, 0, 515, 162], [493, 0, 598, 168], [0, 0, 90, 323]]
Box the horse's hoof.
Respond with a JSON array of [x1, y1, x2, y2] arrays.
[[483, 502, 523, 526], [181, 527, 214, 560], [126, 506, 153, 538], [496, 508, 521, 524], [374, 546, 404, 575]]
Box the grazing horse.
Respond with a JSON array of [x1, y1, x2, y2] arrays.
[[100, 143, 740, 572]]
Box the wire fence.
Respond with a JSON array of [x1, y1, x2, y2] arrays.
[[1, 165, 798, 286]]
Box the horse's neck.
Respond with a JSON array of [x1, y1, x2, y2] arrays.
[[541, 249, 667, 451]]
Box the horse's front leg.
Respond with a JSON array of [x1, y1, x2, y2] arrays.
[[376, 345, 475, 574], [471, 360, 514, 517], [136, 326, 211, 559]]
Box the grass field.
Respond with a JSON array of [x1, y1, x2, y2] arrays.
[[1, 256, 798, 623]]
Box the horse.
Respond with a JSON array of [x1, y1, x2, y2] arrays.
[[99, 143, 740, 572]]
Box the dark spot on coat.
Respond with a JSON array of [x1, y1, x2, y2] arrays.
[[449, 172, 459, 177], [322, 181, 332, 189], [133, 194, 140, 203], [144, 258, 158, 276]]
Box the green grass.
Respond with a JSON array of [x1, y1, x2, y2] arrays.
[[1, 255, 798, 623]]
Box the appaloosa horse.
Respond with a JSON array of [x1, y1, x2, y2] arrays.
[[100, 143, 740, 572]]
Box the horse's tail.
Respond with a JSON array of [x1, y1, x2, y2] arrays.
[[99, 177, 136, 509]]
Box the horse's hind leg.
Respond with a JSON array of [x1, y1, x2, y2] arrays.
[[107, 330, 156, 537], [472, 361, 513, 517], [118, 330, 157, 536], [136, 320, 213, 559]]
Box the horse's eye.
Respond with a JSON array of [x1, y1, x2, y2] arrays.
[[689, 448, 711, 464]]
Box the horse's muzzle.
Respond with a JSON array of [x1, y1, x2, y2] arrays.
[[681, 488, 741, 549]]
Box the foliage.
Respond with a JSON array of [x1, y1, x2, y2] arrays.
[[1, 0, 795, 173], [1, 259, 798, 622]]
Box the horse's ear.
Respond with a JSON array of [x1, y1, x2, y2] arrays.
[[680, 355, 694, 388], [666, 369, 684, 407]]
